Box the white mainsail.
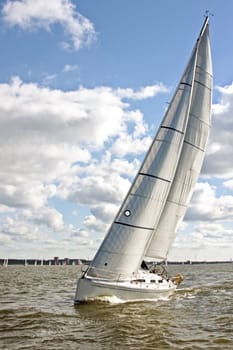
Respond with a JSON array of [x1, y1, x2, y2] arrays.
[[86, 17, 212, 280], [145, 17, 212, 259]]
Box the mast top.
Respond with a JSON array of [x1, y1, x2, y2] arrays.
[[204, 10, 214, 18], [198, 11, 211, 39]]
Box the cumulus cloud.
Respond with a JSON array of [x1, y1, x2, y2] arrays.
[[203, 83, 233, 178], [170, 220, 233, 261], [1, 74, 233, 259], [186, 182, 233, 222], [0, 208, 94, 258], [68, 174, 130, 206], [116, 84, 169, 100], [170, 177, 233, 260], [0, 76, 168, 256], [22, 207, 65, 231], [223, 178, 233, 191], [2, 0, 96, 50], [83, 214, 108, 234], [1, 214, 40, 242]]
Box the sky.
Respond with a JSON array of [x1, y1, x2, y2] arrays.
[[0, 0, 233, 262]]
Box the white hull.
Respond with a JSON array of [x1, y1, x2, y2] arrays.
[[74, 271, 177, 303]]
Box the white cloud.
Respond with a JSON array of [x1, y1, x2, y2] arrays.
[[2, 0, 96, 51], [0, 181, 55, 209], [83, 214, 108, 233], [0, 204, 15, 214], [116, 84, 169, 100], [90, 204, 119, 224], [67, 173, 131, 207], [42, 74, 57, 86], [63, 64, 79, 73], [111, 133, 151, 157], [203, 83, 233, 178], [223, 178, 233, 191], [2, 75, 232, 260], [0, 205, 95, 258], [0, 76, 169, 257], [22, 207, 65, 231], [0, 77, 166, 155], [186, 182, 233, 222], [1, 214, 40, 242], [170, 221, 233, 261], [167, 179, 233, 261]]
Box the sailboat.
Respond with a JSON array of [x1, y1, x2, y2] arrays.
[[75, 16, 213, 303]]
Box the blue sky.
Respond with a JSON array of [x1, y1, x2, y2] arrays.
[[0, 0, 233, 262]]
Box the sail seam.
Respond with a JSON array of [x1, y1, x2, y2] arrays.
[[160, 126, 184, 135], [184, 140, 205, 151], [189, 112, 211, 127], [166, 199, 188, 207], [194, 79, 211, 91], [196, 65, 213, 78], [114, 221, 154, 231], [139, 172, 171, 183]]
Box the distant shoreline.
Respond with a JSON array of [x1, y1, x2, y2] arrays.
[[1, 258, 232, 266], [0, 258, 88, 266]]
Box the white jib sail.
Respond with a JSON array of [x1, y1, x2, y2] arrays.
[[145, 17, 213, 260], [86, 33, 200, 280]]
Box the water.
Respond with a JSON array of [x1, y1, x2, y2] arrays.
[[0, 264, 232, 350]]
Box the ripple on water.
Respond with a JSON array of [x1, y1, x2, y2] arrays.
[[0, 264, 233, 350]]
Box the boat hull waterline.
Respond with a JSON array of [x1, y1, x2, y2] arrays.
[[74, 271, 178, 303]]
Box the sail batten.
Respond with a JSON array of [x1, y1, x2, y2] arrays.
[[86, 18, 212, 279], [138, 172, 171, 183], [114, 221, 154, 231], [160, 126, 185, 134], [183, 140, 205, 152]]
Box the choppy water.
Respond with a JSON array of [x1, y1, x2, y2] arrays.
[[0, 263, 232, 350]]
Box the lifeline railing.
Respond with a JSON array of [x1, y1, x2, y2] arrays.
[[81, 264, 169, 282]]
